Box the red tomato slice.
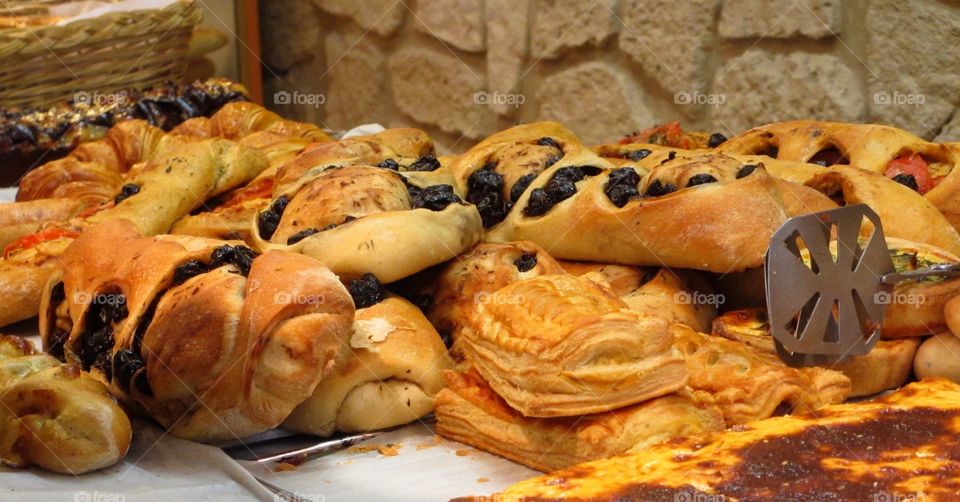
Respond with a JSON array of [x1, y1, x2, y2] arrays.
[[885, 153, 932, 194], [3, 227, 79, 258]]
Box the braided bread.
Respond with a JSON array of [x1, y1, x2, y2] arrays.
[[38, 219, 354, 442], [0, 335, 131, 474]]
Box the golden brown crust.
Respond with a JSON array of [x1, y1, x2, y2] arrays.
[[0, 198, 85, 249], [284, 295, 452, 436], [38, 220, 355, 441], [459, 274, 688, 417], [435, 368, 725, 472]]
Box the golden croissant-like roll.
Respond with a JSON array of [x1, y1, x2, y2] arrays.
[[0, 335, 131, 474], [38, 219, 355, 442]]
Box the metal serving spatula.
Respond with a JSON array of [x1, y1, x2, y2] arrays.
[[765, 204, 960, 367]]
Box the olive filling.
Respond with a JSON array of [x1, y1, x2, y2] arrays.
[[257, 195, 289, 240], [514, 253, 538, 272], [707, 133, 727, 148], [686, 173, 719, 187], [113, 349, 149, 395], [114, 183, 141, 204], [626, 149, 652, 162], [409, 184, 462, 211], [536, 137, 561, 150], [466, 163, 510, 227], [604, 167, 642, 208], [645, 179, 677, 197], [79, 288, 128, 379], [287, 228, 320, 245], [210, 245, 257, 275], [46, 282, 68, 360], [736, 164, 758, 179], [510, 173, 538, 203], [349, 273, 387, 309], [407, 155, 441, 172], [377, 159, 400, 170], [173, 259, 207, 285], [523, 166, 602, 217], [892, 173, 918, 191]]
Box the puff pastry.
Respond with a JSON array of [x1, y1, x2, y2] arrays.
[[481, 378, 960, 502], [285, 291, 452, 436], [458, 274, 688, 417], [0, 335, 131, 474], [38, 220, 354, 442], [434, 368, 724, 472], [712, 308, 919, 397]]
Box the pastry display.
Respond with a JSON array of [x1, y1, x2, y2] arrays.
[[481, 378, 960, 501], [38, 220, 355, 442], [0, 334, 131, 474]]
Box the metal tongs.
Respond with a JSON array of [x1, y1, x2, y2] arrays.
[[765, 204, 960, 367]]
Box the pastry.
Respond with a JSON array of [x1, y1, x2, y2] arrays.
[[458, 273, 688, 417], [914, 332, 960, 384], [285, 281, 452, 436], [38, 219, 354, 442], [717, 120, 960, 229], [672, 324, 850, 424], [251, 165, 483, 283], [434, 368, 724, 472], [480, 378, 960, 501], [0, 197, 85, 248], [0, 335, 131, 474], [712, 308, 919, 397]]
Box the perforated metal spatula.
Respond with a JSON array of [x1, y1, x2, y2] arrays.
[[765, 204, 960, 367]]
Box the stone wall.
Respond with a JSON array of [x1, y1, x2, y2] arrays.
[[261, 0, 960, 152]]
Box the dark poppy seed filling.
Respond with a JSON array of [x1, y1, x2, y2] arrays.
[[114, 183, 141, 204], [377, 159, 400, 170], [210, 245, 257, 276], [523, 166, 602, 217], [113, 349, 146, 394], [604, 167, 642, 207], [466, 163, 510, 227], [173, 259, 207, 285], [410, 184, 462, 211], [514, 253, 538, 272], [47, 282, 68, 360], [257, 195, 289, 240], [892, 173, 919, 191], [79, 288, 128, 379], [510, 173, 538, 203], [287, 228, 320, 245], [707, 133, 727, 148], [626, 149, 652, 161], [686, 173, 719, 187], [536, 137, 561, 149], [348, 273, 387, 309], [407, 155, 441, 172], [645, 179, 677, 197], [736, 164, 758, 179]]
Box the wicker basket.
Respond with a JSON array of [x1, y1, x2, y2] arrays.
[[0, 0, 201, 108]]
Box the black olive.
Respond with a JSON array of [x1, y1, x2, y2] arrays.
[[707, 133, 727, 148], [891, 173, 919, 191], [604, 167, 642, 207], [377, 159, 400, 170], [114, 183, 141, 204], [645, 179, 677, 197], [666, 151, 677, 161], [536, 137, 561, 150], [522, 166, 601, 216], [510, 173, 538, 203], [113, 349, 144, 393], [544, 155, 561, 168], [257, 195, 289, 240], [209, 245, 258, 276], [736, 164, 758, 179], [466, 165, 509, 227], [407, 155, 441, 172], [79, 290, 128, 378], [287, 228, 320, 245], [686, 173, 719, 187], [173, 260, 208, 285], [523, 188, 552, 217], [46, 282, 68, 360], [134, 369, 153, 396], [514, 253, 537, 272], [348, 273, 387, 309], [411, 184, 462, 211], [626, 149, 651, 161]]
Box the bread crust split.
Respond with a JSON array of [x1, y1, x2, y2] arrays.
[[38, 219, 354, 442]]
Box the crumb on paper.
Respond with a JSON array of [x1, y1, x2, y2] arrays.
[[417, 436, 444, 450], [272, 462, 298, 472], [347, 445, 379, 454], [347, 443, 401, 457], [455, 449, 471, 457], [378, 444, 401, 457], [477, 477, 489, 483]]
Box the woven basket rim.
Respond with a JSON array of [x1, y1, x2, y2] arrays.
[[0, 0, 197, 36]]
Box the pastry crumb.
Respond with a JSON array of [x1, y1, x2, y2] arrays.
[[272, 462, 298, 472], [477, 477, 489, 483], [378, 444, 401, 456], [347, 445, 379, 454], [455, 449, 471, 457]]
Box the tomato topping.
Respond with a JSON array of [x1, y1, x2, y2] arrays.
[[885, 153, 932, 194], [620, 122, 694, 149], [4, 227, 80, 258]]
